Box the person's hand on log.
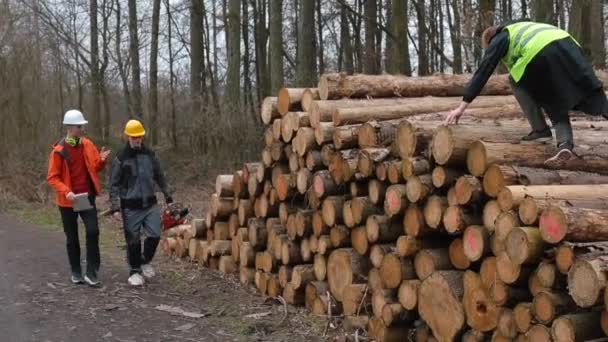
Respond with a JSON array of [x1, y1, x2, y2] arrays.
[[444, 101, 470, 125], [66, 192, 76, 202]]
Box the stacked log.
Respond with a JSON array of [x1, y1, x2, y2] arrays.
[[162, 72, 608, 341]]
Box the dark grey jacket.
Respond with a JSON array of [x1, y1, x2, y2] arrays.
[[109, 144, 172, 213]]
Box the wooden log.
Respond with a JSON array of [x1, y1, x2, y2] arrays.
[[384, 184, 408, 217], [332, 124, 360, 150], [418, 270, 465, 342], [463, 271, 499, 332], [327, 248, 372, 301], [211, 194, 233, 219], [443, 205, 481, 235], [293, 127, 318, 157], [467, 139, 608, 177], [358, 147, 390, 177], [415, 248, 453, 280], [449, 238, 471, 270], [496, 252, 533, 285], [551, 311, 603, 342], [406, 174, 433, 203], [431, 166, 461, 189], [239, 241, 255, 268], [513, 302, 533, 334], [216, 174, 234, 197], [228, 213, 239, 237], [318, 73, 512, 100], [404, 205, 433, 237], [311, 211, 328, 237], [368, 179, 387, 205], [329, 225, 350, 248], [209, 240, 231, 257], [329, 149, 359, 184], [506, 227, 546, 265], [380, 253, 415, 289], [463, 225, 490, 262], [372, 289, 396, 318], [484, 164, 608, 199], [357, 120, 400, 148], [301, 88, 319, 112], [280, 240, 302, 265], [536, 261, 565, 289], [295, 209, 313, 238], [305, 150, 323, 172], [528, 270, 549, 297], [396, 235, 422, 257], [398, 279, 420, 311], [350, 180, 367, 198], [540, 205, 608, 244], [533, 290, 577, 325], [283, 282, 305, 306], [247, 218, 267, 250], [314, 253, 326, 281], [454, 175, 483, 205], [312, 170, 339, 198], [219, 255, 236, 274], [369, 244, 395, 268], [568, 255, 608, 307], [261, 96, 279, 125], [342, 284, 370, 316], [527, 324, 552, 342], [351, 196, 378, 225], [305, 281, 328, 310], [188, 238, 199, 262], [424, 195, 448, 229], [483, 200, 501, 231], [492, 211, 521, 255], [190, 219, 207, 239], [462, 330, 487, 342], [291, 264, 315, 290], [351, 226, 369, 255], [366, 215, 402, 244], [277, 88, 306, 114], [213, 222, 230, 240], [321, 196, 345, 227], [387, 160, 404, 184]]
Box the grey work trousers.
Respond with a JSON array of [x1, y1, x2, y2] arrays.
[[510, 79, 573, 148]]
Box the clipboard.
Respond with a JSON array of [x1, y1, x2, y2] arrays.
[[72, 193, 93, 212]]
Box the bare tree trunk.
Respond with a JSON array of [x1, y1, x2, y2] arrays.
[[227, 0, 241, 111], [317, 0, 325, 75], [89, 0, 101, 140], [521, 0, 527, 17], [569, 0, 606, 68], [114, 0, 131, 117], [149, 0, 161, 145], [202, 1, 220, 114], [589, 0, 606, 68], [475, 0, 496, 64], [531, 0, 555, 25], [446, 0, 463, 73], [296, 0, 316, 87], [242, 0, 254, 120], [190, 0, 203, 117], [364, 0, 379, 74], [414, 0, 429, 75], [339, 3, 354, 74], [99, 0, 111, 142], [385, 0, 393, 71], [389, 0, 411, 75], [269, 0, 283, 94], [127, 0, 143, 119], [253, 0, 270, 101], [165, 0, 178, 149]]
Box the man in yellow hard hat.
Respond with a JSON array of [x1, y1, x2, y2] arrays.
[[108, 120, 173, 286]]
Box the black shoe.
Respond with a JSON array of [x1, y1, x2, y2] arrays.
[[84, 272, 101, 287], [521, 129, 552, 143], [71, 272, 84, 285]]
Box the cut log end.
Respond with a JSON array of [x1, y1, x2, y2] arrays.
[[539, 206, 568, 244], [431, 126, 454, 165], [568, 258, 606, 308], [463, 225, 488, 262], [467, 140, 488, 177], [483, 164, 506, 197]]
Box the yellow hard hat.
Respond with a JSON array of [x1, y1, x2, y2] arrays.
[[124, 120, 146, 137]]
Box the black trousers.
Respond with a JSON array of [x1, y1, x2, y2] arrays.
[[58, 196, 100, 276]]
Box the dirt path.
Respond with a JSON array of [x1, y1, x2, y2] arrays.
[[0, 214, 330, 342]]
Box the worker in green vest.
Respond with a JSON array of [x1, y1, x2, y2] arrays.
[[445, 21, 608, 166]]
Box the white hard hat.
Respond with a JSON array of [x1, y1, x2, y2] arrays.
[[63, 110, 88, 125]]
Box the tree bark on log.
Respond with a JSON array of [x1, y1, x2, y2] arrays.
[[539, 205, 608, 244], [506, 227, 546, 265], [261, 97, 279, 125], [380, 253, 415, 289], [551, 311, 603, 342], [318, 73, 512, 100], [567, 255, 608, 307], [278, 88, 307, 114]]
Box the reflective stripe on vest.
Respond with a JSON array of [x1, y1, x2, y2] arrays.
[[502, 22, 573, 82]]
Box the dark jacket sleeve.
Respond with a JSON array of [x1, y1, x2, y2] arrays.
[[151, 153, 172, 201], [463, 30, 510, 103], [109, 157, 122, 213]]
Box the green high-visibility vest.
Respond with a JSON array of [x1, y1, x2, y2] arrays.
[[502, 21, 574, 82]]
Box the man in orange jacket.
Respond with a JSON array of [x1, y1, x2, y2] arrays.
[[47, 110, 111, 286]]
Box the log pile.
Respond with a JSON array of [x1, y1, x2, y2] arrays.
[[162, 72, 608, 341]]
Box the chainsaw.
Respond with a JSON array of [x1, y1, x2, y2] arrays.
[[161, 202, 190, 231], [100, 202, 190, 231]]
